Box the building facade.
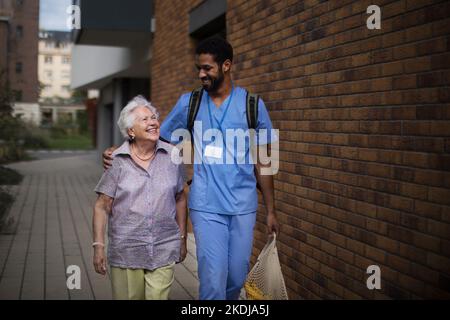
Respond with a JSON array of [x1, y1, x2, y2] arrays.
[[39, 30, 73, 102], [38, 30, 86, 127], [0, 0, 39, 124], [152, 0, 450, 299], [71, 0, 153, 156]]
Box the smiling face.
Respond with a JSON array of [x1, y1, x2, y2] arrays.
[[127, 106, 160, 143], [196, 53, 230, 93]]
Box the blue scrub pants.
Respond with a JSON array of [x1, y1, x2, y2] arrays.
[[190, 209, 257, 300]]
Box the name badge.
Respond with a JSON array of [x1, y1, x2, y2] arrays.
[[204, 145, 223, 159]]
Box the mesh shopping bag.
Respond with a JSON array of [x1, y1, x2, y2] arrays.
[[244, 233, 289, 300]]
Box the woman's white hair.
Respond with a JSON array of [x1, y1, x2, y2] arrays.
[[117, 95, 159, 139]]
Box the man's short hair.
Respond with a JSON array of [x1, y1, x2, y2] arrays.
[[195, 37, 233, 66]]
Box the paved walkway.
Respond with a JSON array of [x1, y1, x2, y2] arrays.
[[0, 151, 199, 300]]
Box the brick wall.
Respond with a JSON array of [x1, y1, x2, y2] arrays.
[[151, 0, 204, 118], [153, 0, 450, 299], [0, 23, 8, 76], [8, 0, 39, 103]]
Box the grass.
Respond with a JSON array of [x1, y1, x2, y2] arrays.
[[46, 134, 93, 150]]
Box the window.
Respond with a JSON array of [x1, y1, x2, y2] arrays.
[[61, 71, 70, 79], [62, 56, 70, 64], [45, 70, 53, 78], [44, 56, 52, 63], [189, 0, 226, 40], [62, 85, 71, 92], [45, 41, 53, 48], [15, 62, 22, 73], [16, 0, 24, 7], [16, 25, 23, 38]]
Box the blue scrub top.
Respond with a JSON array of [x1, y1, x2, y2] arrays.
[[160, 86, 277, 215]]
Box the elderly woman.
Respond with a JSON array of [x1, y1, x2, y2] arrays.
[[92, 95, 187, 300]]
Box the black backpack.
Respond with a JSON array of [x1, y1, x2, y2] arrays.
[[185, 87, 262, 189], [187, 87, 259, 136]]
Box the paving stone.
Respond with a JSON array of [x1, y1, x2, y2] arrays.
[[2, 153, 201, 300]]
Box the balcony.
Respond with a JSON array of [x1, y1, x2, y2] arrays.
[[72, 0, 153, 47], [71, 0, 153, 90]]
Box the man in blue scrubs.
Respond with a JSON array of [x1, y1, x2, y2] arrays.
[[103, 38, 279, 300]]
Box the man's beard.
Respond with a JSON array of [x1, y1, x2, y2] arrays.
[[201, 70, 224, 93]]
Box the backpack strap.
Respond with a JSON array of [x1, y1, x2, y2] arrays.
[[187, 87, 203, 135], [186, 87, 203, 186], [246, 90, 262, 192], [246, 91, 259, 129]]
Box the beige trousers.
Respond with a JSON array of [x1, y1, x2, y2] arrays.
[[110, 263, 175, 300]]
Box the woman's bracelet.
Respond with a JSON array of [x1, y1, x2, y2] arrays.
[[92, 242, 105, 247]]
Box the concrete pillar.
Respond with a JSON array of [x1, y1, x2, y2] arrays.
[[96, 85, 113, 159], [97, 102, 107, 157], [52, 107, 58, 124], [112, 79, 123, 146]]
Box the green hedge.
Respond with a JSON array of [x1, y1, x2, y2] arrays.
[[0, 166, 23, 185], [0, 141, 27, 164]]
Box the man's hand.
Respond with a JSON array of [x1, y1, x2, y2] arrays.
[[93, 246, 107, 275], [179, 239, 187, 263], [255, 147, 279, 237], [102, 146, 117, 170], [267, 212, 279, 235]]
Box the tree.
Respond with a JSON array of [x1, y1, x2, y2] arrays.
[[0, 70, 14, 116], [71, 89, 87, 104], [0, 69, 25, 146]]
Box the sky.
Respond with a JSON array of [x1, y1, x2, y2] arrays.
[[39, 0, 72, 31]]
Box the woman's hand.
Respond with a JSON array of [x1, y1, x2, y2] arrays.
[[93, 247, 107, 275], [93, 194, 112, 275]]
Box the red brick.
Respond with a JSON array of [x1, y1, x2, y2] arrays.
[[393, 75, 417, 89], [365, 245, 387, 264], [427, 252, 450, 274]]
